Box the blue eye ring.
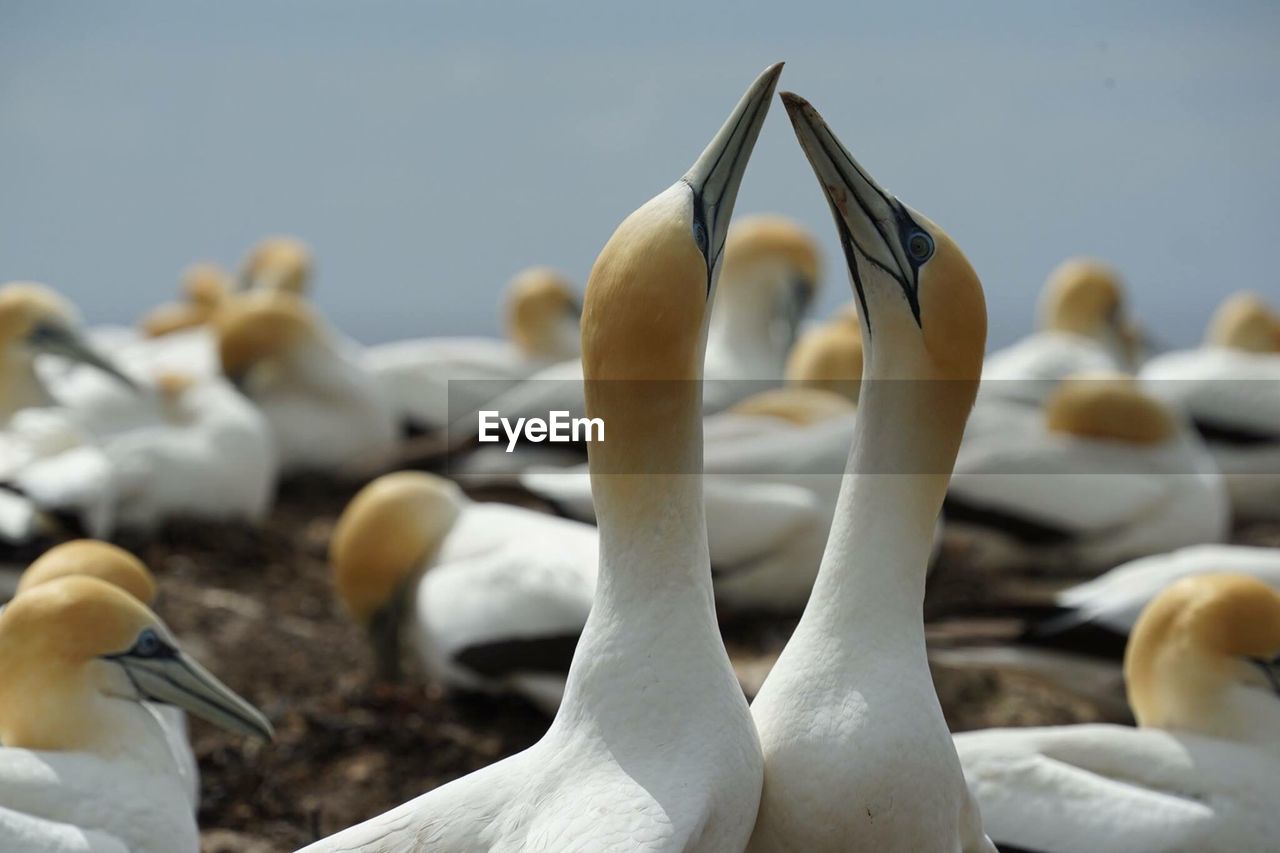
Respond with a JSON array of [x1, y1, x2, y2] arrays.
[[907, 230, 934, 263], [692, 220, 708, 254], [134, 628, 163, 658]]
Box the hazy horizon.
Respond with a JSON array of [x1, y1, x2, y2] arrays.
[[4, 1, 1278, 351]]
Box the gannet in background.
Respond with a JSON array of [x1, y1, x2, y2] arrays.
[[982, 258, 1139, 406], [8, 540, 200, 805], [0, 576, 272, 853], [957, 573, 1280, 853], [138, 262, 232, 339], [702, 215, 821, 411], [215, 290, 397, 477], [1142, 292, 1280, 522], [239, 235, 313, 293], [0, 282, 134, 423], [782, 302, 862, 400], [746, 93, 993, 853], [365, 267, 581, 433], [945, 373, 1229, 574], [331, 471, 597, 711], [301, 60, 780, 853]]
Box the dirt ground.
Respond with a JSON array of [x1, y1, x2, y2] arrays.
[[11, 477, 1278, 853]]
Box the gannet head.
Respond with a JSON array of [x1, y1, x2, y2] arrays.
[[214, 290, 318, 384], [0, 282, 136, 389], [716, 215, 822, 348], [239, 236, 313, 294], [331, 471, 464, 682], [140, 262, 232, 338], [582, 63, 782, 385], [1038, 258, 1140, 363], [1125, 573, 1280, 739], [784, 305, 863, 401], [0, 576, 272, 751], [1044, 372, 1175, 444], [728, 385, 855, 426], [780, 94, 986, 428], [1206, 292, 1280, 354], [504, 267, 581, 360], [16, 540, 156, 604]]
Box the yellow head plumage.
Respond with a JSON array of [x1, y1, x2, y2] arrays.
[[0, 282, 80, 349], [784, 305, 863, 401], [1205, 292, 1280, 354], [1038, 258, 1126, 338], [139, 262, 232, 338], [1125, 573, 1280, 736], [240, 236, 313, 294], [330, 471, 463, 627], [213, 290, 318, 380], [721, 215, 821, 295], [503, 267, 580, 359], [16, 540, 156, 605], [1045, 372, 1175, 444]]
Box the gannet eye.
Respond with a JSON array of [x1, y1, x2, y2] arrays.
[[907, 230, 934, 264], [692, 220, 709, 256], [133, 628, 165, 658]]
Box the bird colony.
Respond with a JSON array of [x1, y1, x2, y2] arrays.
[[1, 63, 1278, 853]]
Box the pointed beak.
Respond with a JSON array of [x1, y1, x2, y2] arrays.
[[36, 327, 137, 391], [683, 62, 784, 275], [118, 651, 274, 741], [780, 93, 918, 298]]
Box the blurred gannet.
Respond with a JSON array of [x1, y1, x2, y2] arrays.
[[239, 235, 313, 293], [946, 373, 1229, 573], [332, 471, 597, 711], [1141, 292, 1280, 521], [365, 267, 581, 433], [301, 60, 780, 853], [138, 262, 232, 339], [702, 215, 821, 411], [0, 575, 272, 853], [746, 93, 993, 852], [215, 290, 397, 477], [9, 540, 200, 805], [0, 282, 134, 423], [957, 573, 1280, 853], [982, 258, 1139, 406]]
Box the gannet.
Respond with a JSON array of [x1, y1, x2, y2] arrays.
[[139, 262, 232, 339], [239, 235, 313, 293], [703, 215, 821, 411], [215, 289, 397, 477], [956, 573, 1280, 852], [8, 540, 201, 805], [301, 60, 780, 852], [331, 470, 597, 711], [365, 267, 581, 433], [946, 373, 1229, 574], [783, 303, 863, 401], [746, 93, 994, 852], [0, 282, 134, 423], [982, 258, 1140, 406], [0, 575, 272, 853], [1141, 292, 1280, 521]]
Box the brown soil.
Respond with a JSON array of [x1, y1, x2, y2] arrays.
[[16, 479, 1276, 852]]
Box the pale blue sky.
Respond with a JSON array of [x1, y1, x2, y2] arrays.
[[3, 1, 1277, 348]]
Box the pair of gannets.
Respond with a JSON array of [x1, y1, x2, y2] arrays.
[[958, 572, 1280, 852], [982, 259, 1140, 406], [0, 544, 272, 853], [303, 62, 781, 853], [363, 267, 582, 433], [945, 373, 1229, 573], [1141, 292, 1280, 522]]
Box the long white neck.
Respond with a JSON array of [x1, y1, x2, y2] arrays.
[[0, 349, 54, 422], [799, 358, 969, 647]]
